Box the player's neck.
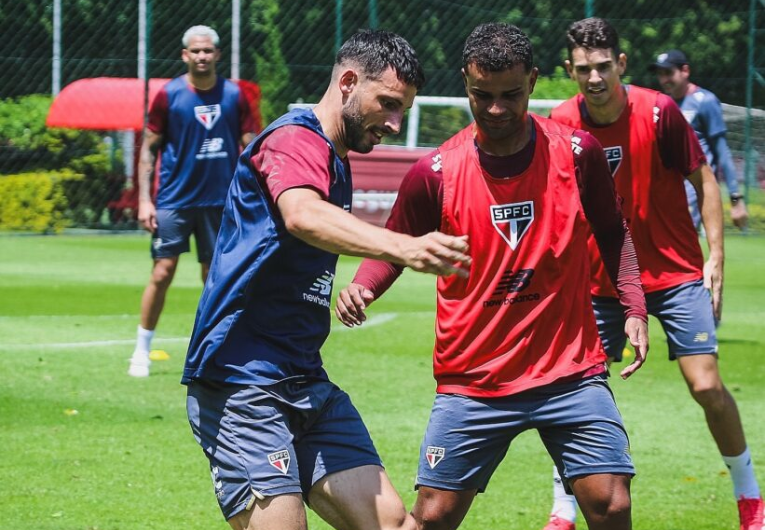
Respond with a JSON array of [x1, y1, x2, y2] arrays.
[[186, 73, 218, 91], [585, 84, 628, 126]]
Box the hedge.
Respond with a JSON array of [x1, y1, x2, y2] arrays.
[[0, 171, 82, 233]]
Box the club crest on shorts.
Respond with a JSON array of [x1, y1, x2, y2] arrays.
[[490, 201, 534, 250], [426, 446, 445, 469], [194, 104, 222, 130], [603, 146, 623, 176], [268, 450, 290, 475]]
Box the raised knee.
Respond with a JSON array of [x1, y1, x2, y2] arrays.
[[584, 490, 631, 525]]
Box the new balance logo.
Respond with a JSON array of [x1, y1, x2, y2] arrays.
[[303, 271, 335, 308], [693, 332, 710, 343], [492, 268, 534, 297], [310, 271, 334, 296], [196, 137, 228, 160], [431, 153, 442, 172], [194, 104, 222, 130], [490, 201, 534, 250]]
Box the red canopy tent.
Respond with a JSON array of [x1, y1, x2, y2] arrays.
[[46, 77, 262, 218]]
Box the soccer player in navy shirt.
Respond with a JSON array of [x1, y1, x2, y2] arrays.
[[128, 25, 259, 377], [183, 30, 471, 530], [651, 49, 749, 230]]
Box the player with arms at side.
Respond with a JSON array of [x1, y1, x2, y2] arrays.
[[650, 49, 748, 231], [337, 23, 648, 530], [128, 25, 259, 377], [540, 17, 763, 530], [182, 30, 472, 530]]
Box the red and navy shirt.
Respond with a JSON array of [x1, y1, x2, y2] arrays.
[[550, 85, 707, 295], [148, 75, 258, 209]]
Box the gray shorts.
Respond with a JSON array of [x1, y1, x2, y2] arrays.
[[186, 378, 382, 520], [416, 374, 634, 494], [594, 279, 718, 361], [151, 207, 223, 262]]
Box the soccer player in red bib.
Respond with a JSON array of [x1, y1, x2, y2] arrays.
[[336, 23, 648, 530], [542, 17, 763, 530]]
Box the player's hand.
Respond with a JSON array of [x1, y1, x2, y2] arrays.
[[620, 316, 648, 379], [335, 283, 375, 328], [402, 233, 471, 278], [730, 200, 748, 230], [138, 201, 158, 233], [703, 255, 724, 321]]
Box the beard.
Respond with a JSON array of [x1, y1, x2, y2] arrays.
[[342, 95, 374, 154]]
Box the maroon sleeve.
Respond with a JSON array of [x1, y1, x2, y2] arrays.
[[352, 150, 443, 298], [574, 131, 647, 321], [655, 93, 707, 176], [237, 86, 260, 136], [251, 126, 332, 204], [146, 88, 168, 134]]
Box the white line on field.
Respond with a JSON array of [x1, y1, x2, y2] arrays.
[[0, 312, 412, 351]]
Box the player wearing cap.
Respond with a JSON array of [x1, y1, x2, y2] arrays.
[[650, 49, 748, 230]]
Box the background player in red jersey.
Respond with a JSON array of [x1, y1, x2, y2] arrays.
[[336, 23, 648, 530], [542, 17, 763, 530], [128, 25, 259, 377]]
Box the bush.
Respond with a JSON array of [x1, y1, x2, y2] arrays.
[[0, 94, 128, 229], [0, 171, 82, 233]]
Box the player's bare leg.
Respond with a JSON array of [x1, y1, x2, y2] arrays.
[[228, 493, 307, 530], [141, 256, 179, 330], [309, 465, 417, 530], [411, 486, 476, 530], [569, 473, 631, 530], [129, 256, 178, 377], [678, 353, 763, 529]]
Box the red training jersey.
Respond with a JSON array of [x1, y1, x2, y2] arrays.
[[550, 86, 705, 295], [433, 116, 607, 397]]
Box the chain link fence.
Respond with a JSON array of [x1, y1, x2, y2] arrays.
[[1, 0, 763, 231]]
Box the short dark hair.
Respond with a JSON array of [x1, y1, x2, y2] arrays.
[[335, 29, 425, 90], [566, 17, 621, 59], [462, 23, 533, 73]]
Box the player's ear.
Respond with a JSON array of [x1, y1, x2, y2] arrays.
[[338, 69, 359, 97], [564, 60, 574, 80], [528, 67, 539, 95], [617, 53, 627, 76]]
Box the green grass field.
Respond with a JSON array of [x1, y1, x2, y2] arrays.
[[1, 233, 764, 530]]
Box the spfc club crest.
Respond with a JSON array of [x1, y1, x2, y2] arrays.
[[490, 201, 534, 250], [426, 446, 445, 469], [194, 104, 222, 130], [603, 146, 623, 176], [268, 450, 290, 475]]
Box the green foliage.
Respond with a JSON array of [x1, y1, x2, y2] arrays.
[[250, 0, 293, 124], [533, 69, 580, 100], [0, 95, 126, 229], [0, 171, 80, 233]]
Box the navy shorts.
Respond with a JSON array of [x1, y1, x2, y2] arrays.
[[151, 207, 223, 262], [594, 279, 718, 361], [416, 374, 634, 494], [186, 378, 382, 520]]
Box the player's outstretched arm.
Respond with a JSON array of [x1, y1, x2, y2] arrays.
[[335, 283, 375, 328], [619, 316, 649, 379], [277, 187, 471, 277]]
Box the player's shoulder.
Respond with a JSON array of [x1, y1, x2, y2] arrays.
[[411, 148, 442, 175], [263, 124, 328, 154]]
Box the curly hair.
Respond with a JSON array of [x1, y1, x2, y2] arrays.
[[566, 17, 621, 59], [462, 23, 533, 73]]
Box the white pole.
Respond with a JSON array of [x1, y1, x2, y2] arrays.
[[231, 0, 241, 80], [138, 0, 147, 80], [52, 0, 61, 95]]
